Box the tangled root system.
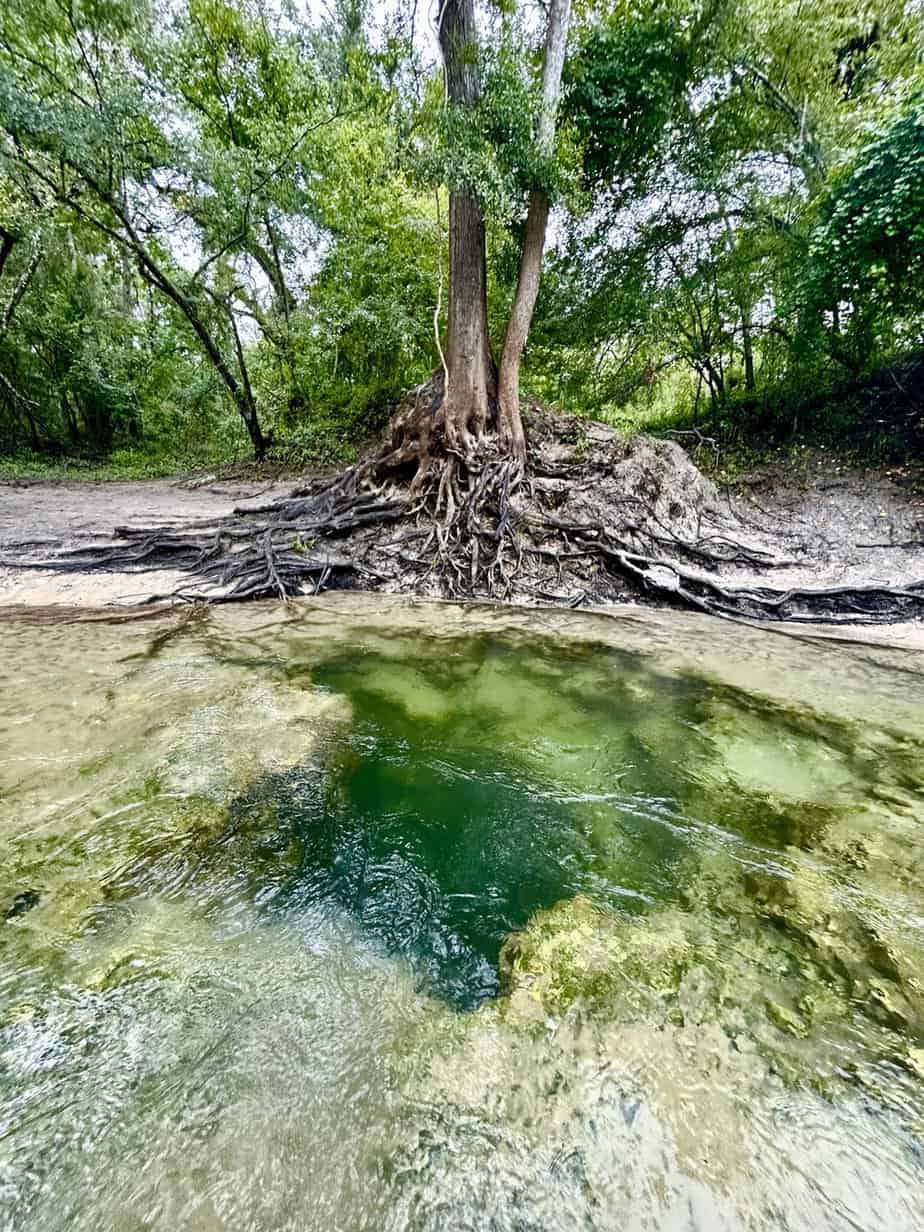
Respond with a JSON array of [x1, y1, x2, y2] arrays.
[[5, 385, 924, 626]]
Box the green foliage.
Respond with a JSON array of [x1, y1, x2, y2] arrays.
[[564, 6, 690, 190], [1, 0, 923, 472], [530, 0, 924, 444], [813, 96, 924, 316], [413, 21, 571, 225]]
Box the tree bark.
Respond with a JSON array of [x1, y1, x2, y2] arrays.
[[444, 188, 494, 451], [438, 0, 495, 455], [496, 0, 571, 465], [741, 311, 755, 391], [0, 228, 15, 283], [496, 190, 547, 462], [0, 239, 42, 341]]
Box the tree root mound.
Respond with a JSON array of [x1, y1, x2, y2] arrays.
[[4, 396, 924, 626]]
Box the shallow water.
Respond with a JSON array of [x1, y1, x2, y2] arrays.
[[1, 597, 923, 1231]]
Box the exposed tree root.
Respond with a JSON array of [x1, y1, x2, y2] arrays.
[[3, 393, 924, 626]]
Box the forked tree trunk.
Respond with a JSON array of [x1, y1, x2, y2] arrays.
[[496, 0, 572, 464], [438, 0, 495, 456]]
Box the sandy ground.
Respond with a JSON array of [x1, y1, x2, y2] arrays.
[[1, 456, 922, 649], [0, 475, 293, 607], [728, 451, 924, 591]]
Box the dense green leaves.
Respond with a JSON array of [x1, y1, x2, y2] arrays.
[[814, 96, 924, 314], [1, 0, 923, 466], [564, 12, 689, 189]]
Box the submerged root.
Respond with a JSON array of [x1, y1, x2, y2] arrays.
[[3, 393, 924, 625]]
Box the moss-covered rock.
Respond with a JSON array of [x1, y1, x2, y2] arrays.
[[499, 895, 690, 1023]]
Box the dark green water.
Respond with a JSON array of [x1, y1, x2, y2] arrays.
[[266, 753, 601, 1008], [247, 642, 690, 1008], [2, 599, 923, 1232]]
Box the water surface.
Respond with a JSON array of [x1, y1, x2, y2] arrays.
[[1, 597, 923, 1230]]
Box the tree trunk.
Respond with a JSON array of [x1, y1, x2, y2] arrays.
[[496, 192, 547, 461], [721, 214, 756, 395], [14, 150, 268, 459], [741, 310, 755, 391], [61, 393, 81, 446], [0, 240, 42, 341], [496, 0, 571, 465], [438, 0, 495, 456], [23, 402, 41, 451], [443, 188, 494, 452], [119, 180, 134, 318], [133, 257, 267, 459], [0, 229, 15, 283]]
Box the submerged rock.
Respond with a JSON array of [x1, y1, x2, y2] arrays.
[[495, 862, 923, 1112], [498, 895, 689, 1023], [2, 602, 924, 1231]]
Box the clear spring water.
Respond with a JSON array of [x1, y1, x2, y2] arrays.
[[1, 596, 923, 1230]]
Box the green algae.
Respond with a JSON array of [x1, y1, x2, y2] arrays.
[[494, 838, 924, 1106]]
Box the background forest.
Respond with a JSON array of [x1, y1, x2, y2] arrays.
[[0, 0, 922, 474]]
